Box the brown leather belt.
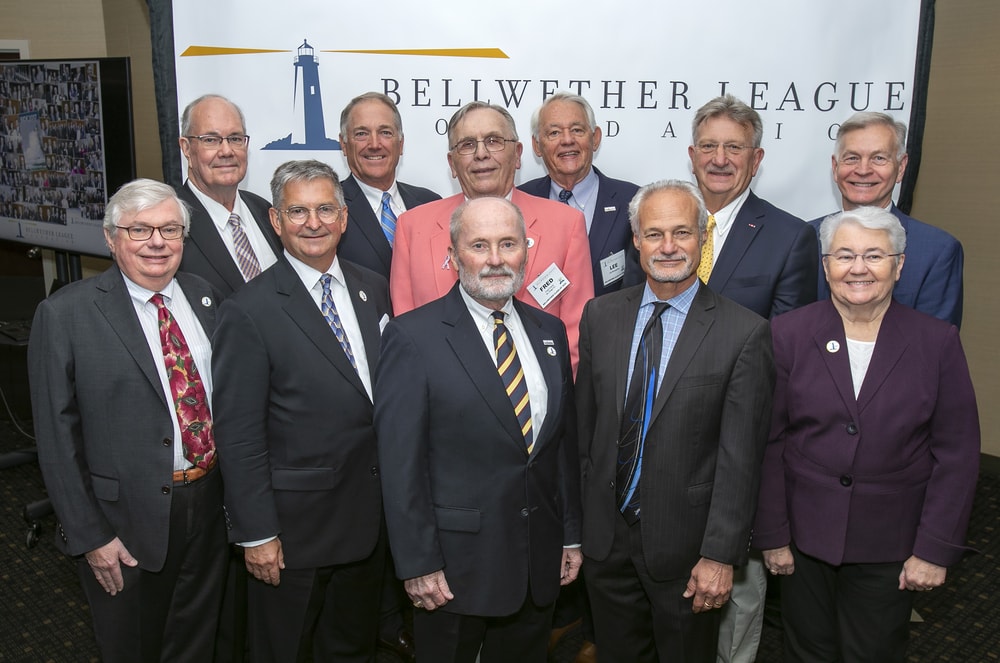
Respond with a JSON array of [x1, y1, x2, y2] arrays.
[[172, 456, 217, 484]]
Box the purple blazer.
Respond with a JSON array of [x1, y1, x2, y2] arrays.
[[754, 299, 979, 567]]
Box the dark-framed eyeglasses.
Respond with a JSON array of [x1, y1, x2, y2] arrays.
[[115, 224, 185, 241]]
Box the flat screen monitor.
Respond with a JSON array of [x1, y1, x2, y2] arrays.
[[0, 57, 136, 257]]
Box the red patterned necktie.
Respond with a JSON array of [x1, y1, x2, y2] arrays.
[[150, 294, 215, 469]]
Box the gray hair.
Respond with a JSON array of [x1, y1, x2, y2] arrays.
[[691, 95, 763, 148], [269, 160, 344, 211], [628, 179, 709, 236], [819, 206, 907, 254], [104, 178, 190, 236], [449, 196, 526, 248], [447, 101, 519, 147], [835, 111, 907, 160], [339, 91, 403, 138], [530, 91, 597, 142], [180, 94, 246, 136]]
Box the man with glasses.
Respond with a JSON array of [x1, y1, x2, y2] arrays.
[[177, 94, 281, 296], [28, 179, 228, 662], [389, 101, 594, 370], [683, 95, 817, 663], [811, 111, 964, 327], [337, 92, 440, 281], [521, 91, 640, 298], [212, 160, 390, 663]]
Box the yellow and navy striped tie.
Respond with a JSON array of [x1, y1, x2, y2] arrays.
[[492, 311, 533, 453]]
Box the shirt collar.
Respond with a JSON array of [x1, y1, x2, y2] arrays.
[[353, 174, 400, 212], [710, 186, 751, 235], [640, 278, 699, 315], [548, 167, 598, 209], [458, 286, 515, 331], [283, 250, 346, 291], [185, 180, 248, 233], [121, 271, 178, 306]]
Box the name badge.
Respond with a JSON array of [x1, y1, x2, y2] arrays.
[[527, 263, 571, 309], [599, 249, 626, 286]]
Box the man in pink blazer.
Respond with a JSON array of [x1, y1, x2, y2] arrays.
[[390, 101, 594, 369]]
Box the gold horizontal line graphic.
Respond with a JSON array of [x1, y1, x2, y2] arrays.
[[180, 46, 291, 57], [323, 48, 509, 59]]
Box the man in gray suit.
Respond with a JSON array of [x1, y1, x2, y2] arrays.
[[577, 180, 774, 662], [28, 179, 228, 662]]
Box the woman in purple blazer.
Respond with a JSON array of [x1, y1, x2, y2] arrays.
[[754, 206, 980, 663]]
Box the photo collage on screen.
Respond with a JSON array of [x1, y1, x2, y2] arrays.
[[0, 61, 108, 227]]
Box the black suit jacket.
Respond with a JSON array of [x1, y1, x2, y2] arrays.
[[374, 284, 581, 616], [338, 174, 441, 280], [519, 167, 640, 296], [28, 266, 220, 571], [577, 283, 773, 580], [212, 257, 390, 570], [176, 183, 282, 297]]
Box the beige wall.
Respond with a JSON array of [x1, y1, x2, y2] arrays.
[[911, 0, 1000, 455]]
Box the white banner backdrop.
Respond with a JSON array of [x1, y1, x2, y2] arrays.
[[173, 0, 921, 222]]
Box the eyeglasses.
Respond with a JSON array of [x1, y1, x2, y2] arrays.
[[279, 205, 343, 225], [115, 224, 185, 241], [450, 136, 516, 155], [184, 134, 250, 149], [695, 142, 752, 156], [822, 251, 901, 266]]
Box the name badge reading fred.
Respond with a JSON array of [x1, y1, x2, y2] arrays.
[[527, 263, 570, 309], [599, 249, 626, 286]]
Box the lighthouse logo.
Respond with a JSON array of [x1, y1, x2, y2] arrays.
[[262, 40, 340, 151]]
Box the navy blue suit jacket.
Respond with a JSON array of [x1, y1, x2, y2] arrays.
[[520, 167, 640, 296], [374, 284, 580, 616], [705, 190, 817, 319], [339, 174, 440, 281], [810, 205, 964, 328]]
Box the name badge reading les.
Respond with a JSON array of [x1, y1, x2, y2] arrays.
[[527, 263, 570, 309]]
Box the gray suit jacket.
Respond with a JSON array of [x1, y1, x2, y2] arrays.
[[577, 282, 774, 580], [28, 266, 220, 571]]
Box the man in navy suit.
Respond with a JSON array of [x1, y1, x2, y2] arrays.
[[176, 94, 281, 297], [337, 92, 440, 281], [213, 160, 390, 662], [375, 197, 582, 663], [811, 111, 964, 327], [686, 95, 818, 663], [520, 91, 640, 297]]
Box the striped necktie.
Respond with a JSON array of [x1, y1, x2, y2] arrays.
[[380, 191, 397, 247], [320, 274, 358, 371], [150, 294, 215, 469], [492, 311, 534, 454], [558, 188, 573, 204], [227, 212, 262, 281], [697, 214, 716, 283]]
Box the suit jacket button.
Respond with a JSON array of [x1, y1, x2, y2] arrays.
[[520, 508, 529, 517], [370, 466, 379, 476], [846, 423, 858, 435], [162, 437, 172, 446], [161, 485, 171, 494], [609, 481, 615, 489], [839, 475, 853, 487]]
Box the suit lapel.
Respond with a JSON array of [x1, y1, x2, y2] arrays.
[[513, 189, 543, 283], [812, 305, 860, 419], [342, 262, 385, 374], [708, 191, 764, 291], [855, 304, 908, 412], [179, 185, 247, 294], [442, 289, 528, 451], [648, 285, 715, 424], [514, 301, 562, 454], [175, 272, 218, 336], [273, 260, 370, 398], [93, 267, 169, 406], [588, 170, 619, 261], [614, 288, 644, 424], [343, 176, 393, 275]]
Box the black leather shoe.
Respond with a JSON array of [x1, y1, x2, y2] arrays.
[[378, 627, 416, 663]]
